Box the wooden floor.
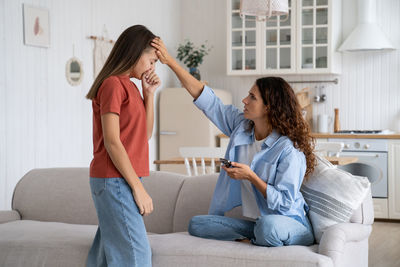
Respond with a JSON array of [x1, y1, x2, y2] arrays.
[[369, 221, 400, 267]]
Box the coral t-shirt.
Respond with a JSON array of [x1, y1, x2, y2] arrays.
[[89, 75, 149, 178]]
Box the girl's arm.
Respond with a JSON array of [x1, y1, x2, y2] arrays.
[[151, 38, 204, 100], [142, 70, 160, 140], [101, 113, 153, 216], [144, 93, 154, 140]]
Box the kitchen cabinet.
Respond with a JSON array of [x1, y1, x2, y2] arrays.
[[227, 0, 342, 75], [228, 0, 260, 74], [373, 198, 389, 219], [388, 140, 400, 219]]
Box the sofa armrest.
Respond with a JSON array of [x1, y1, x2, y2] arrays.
[[0, 210, 21, 224], [318, 222, 372, 265]]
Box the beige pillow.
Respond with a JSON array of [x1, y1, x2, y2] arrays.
[[301, 155, 370, 243]]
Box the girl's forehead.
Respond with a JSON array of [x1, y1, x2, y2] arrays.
[[143, 47, 156, 54], [143, 48, 158, 60]]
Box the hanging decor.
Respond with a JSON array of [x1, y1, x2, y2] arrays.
[[240, 0, 288, 21], [65, 45, 84, 86], [88, 25, 115, 78]]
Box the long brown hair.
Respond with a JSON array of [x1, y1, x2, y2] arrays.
[[86, 25, 156, 99], [254, 77, 316, 179]]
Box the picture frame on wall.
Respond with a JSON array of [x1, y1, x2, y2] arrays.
[[22, 4, 50, 48]]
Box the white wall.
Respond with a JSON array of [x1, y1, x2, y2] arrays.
[[181, 0, 400, 132], [0, 0, 181, 210]]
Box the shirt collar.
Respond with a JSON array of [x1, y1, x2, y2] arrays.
[[234, 122, 281, 148], [264, 129, 281, 148]]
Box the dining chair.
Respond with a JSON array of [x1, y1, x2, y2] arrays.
[[179, 147, 226, 176]]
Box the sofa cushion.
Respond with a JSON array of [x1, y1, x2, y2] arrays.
[[0, 210, 21, 224], [149, 232, 333, 267], [0, 220, 96, 267], [0, 220, 333, 267], [13, 168, 98, 225], [142, 171, 186, 233], [301, 156, 370, 243], [173, 174, 218, 232]]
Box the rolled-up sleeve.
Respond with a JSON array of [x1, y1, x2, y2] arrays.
[[194, 86, 244, 137], [265, 148, 305, 212]]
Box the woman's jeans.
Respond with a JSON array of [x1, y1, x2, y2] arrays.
[[188, 214, 314, 247], [87, 177, 151, 267]]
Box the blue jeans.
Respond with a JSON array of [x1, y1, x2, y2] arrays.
[[87, 177, 151, 267], [188, 214, 314, 247]]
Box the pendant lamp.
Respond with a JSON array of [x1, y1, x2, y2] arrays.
[[240, 0, 289, 21]]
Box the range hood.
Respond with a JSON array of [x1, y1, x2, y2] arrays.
[[339, 0, 395, 52]]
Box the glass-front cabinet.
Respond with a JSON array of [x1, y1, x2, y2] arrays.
[[298, 0, 330, 72], [262, 0, 296, 73], [227, 0, 341, 75], [229, 0, 259, 74]]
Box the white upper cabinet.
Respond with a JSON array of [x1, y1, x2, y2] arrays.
[[227, 0, 342, 75], [262, 0, 296, 73], [297, 0, 342, 74], [229, 0, 259, 74]]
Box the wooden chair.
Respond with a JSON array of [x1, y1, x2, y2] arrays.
[[179, 147, 226, 176]]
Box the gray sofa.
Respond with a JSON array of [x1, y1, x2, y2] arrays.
[[0, 168, 374, 267]]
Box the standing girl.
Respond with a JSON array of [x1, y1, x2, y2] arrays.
[[152, 38, 315, 247], [86, 25, 160, 267]]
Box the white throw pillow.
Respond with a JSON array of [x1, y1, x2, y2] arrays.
[[301, 155, 371, 243]]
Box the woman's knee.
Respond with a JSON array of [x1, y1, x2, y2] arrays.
[[253, 215, 287, 247], [188, 215, 211, 237]]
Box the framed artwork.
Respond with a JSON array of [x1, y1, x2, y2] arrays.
[[22, 4, 50, 48]]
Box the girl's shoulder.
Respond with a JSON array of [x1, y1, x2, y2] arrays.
[[97, 76, 127, 100], [102, 75, 123, 87]]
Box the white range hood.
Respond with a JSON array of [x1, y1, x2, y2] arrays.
[[339, 0, 395, 52]]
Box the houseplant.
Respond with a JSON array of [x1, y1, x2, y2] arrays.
[[176, 39, 212, 80]]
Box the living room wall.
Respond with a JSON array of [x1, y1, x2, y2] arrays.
[[0, 0, 181, 210]]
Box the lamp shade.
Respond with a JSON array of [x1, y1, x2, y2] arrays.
[[240, 0, 288, 21]]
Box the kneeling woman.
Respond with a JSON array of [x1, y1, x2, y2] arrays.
[[152, 38, 316, 247]]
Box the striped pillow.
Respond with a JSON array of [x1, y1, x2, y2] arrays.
[[301, 155, 370, 243]]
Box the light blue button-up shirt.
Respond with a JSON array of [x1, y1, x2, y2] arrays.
[[194, 86, 309, 226]]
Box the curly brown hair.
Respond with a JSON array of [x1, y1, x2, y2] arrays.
[[252, 77, 316, 179]]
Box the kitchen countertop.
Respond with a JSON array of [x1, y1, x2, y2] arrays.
[[311, 133, 400, 139], [218, 133, 400, 139]]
